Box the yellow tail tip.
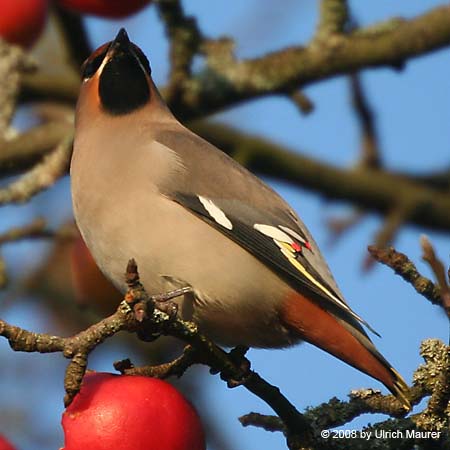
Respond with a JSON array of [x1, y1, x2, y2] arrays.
[[390, 367, 411, 411]]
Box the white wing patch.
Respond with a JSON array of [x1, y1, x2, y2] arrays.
[[198, 196, 233, 230], [279, 225, 307, 244], [254, 224, 294, 243]]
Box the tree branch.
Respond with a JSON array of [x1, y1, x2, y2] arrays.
[[19, 5, 450, 120], [414, 339, 450, 433], [0, 121, 72, 176], [368, 245, 443, 308], [191, 121, 450, 233], [175, 4, 450, 119], [0, 260, 312, 449], [1, 258, 447, 449], [289, 90, 315, 115], [239, 339, 449, 450], [155, 0, 202, 103], [315, 0, 349, 40], [364, 199, 419, 270], [324, 73, 379, 251], [6, 119, 449, 237], [3, 5, 449, 449], [350, 74, 381, 169], [0, 131, 73, 206], [0, 40, 35, 133], [0, 218, 76, 245], [420, 236, 450, 318], [0, 256, 7, 289], [20, 73, 79, 104]]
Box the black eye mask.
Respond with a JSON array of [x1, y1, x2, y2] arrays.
[[98, 47, 151, 115], [81, 42, 111, 80]]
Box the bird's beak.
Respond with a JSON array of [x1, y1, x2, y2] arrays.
[[110, 28, 131, 53]]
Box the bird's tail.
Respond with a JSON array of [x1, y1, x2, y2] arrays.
[[281, 291, 411, 411]]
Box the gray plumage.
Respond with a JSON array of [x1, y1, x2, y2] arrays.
[[70, 29, 410, 409]]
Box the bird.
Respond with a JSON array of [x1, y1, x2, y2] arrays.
[[70, 28, 410, 410]]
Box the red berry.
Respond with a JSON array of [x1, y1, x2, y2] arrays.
[[0, 0, 48, 48], [57, 0, 151, 18], [62, 372, 206, 450], [0, 435, 16, 450]]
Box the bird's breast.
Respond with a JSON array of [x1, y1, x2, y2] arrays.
[[71, 138, 294, 347]]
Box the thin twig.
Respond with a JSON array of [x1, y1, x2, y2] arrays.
[[315, 0, 349, 40], [239, 340, 448, 449], [421, 235, 450, 318], [19, 5, 450, 121], [2, 259, 449, 449], [114, 345, 199, 379], [191, 122, 450, 234], [350, 74, 381, 169], [239, 412, 285, 433], [414, 339, 450, 432], [0, 259, 312, 448], [0, 255, 7, 289], [155, 0, 202, 103], [368, 245, 442, 307], [123, 260, 313, 447], [0, 218, 77, 245], [289, 90, 315, 115], [0, 40, 35, 134], [364, 199, 419, 270], [324, 73, 380, 248], [0, 132, 73, 206], [326, 210, 365, 246], [0, 122, 73, 176]]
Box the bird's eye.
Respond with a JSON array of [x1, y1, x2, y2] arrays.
[[81, 43, 111, 80]]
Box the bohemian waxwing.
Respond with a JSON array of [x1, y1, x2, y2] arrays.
[[70, 29, 410, 410]]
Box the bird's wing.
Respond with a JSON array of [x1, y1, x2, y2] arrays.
[[153, 126, 377, 336], [170, 192, 377, 336]]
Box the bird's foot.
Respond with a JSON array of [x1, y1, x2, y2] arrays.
[[132, 287, 192, 341], [155, 299, 178, 319], [151, 286, 192, 319]]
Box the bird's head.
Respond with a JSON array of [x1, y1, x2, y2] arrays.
[[79, 28, 154, 116]]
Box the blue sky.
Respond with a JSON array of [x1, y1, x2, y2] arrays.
[[0, 1, 449, 449]]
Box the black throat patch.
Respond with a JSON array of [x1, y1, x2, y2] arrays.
[[99, 51, 150, 115]]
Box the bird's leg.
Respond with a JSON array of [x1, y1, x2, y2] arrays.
[[125, 261, 193, 340], [151, 286, 193, 318], [135, 287, 193, 342]]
